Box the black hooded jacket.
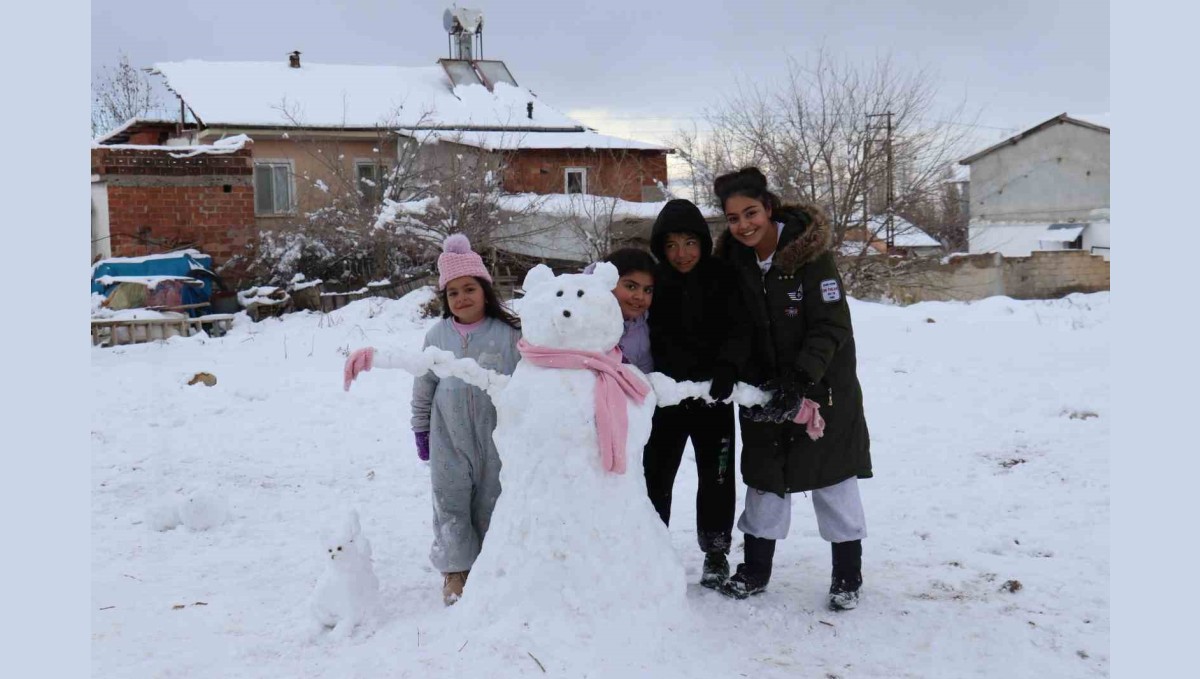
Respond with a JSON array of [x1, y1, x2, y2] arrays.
[[715, 203, 872, 494], [647, 200, 750, 383]]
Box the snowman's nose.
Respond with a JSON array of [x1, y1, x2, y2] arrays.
[[562, 310, 572, 318]]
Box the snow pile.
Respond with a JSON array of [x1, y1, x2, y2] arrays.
[[144, 489, 229, 532], [497, 192, 722, 220]]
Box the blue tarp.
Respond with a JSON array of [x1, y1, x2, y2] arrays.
[[91, 250, 216, 301]]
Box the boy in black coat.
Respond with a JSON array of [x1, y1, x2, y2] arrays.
[[646, 198, 750, 588]]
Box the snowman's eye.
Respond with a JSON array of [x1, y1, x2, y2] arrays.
[[556, 290, 563, 297], [577, 290, 584, 297], [337, 546, 343, 551]]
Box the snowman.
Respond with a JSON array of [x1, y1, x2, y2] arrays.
[[366, 263, 769, 635]]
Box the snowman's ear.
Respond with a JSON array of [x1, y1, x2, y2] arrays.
[[591, 261, 619, 290], [522, 264, 555, 292], [344, 510, 361, 537]]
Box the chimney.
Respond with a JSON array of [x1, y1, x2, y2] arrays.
[[288, 51, 301, 68], [527, 102, 533, 119]]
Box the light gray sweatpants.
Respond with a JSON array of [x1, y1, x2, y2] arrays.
[[736, 476, 867, 542]]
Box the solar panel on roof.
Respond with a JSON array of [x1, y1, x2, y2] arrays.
[[439, 59, 483, 88], [475, 60, 517, 88]]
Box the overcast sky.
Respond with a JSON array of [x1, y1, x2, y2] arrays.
[[92, 0, 1108, 150]]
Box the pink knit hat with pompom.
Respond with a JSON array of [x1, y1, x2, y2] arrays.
[[437, 234, 492, 290]]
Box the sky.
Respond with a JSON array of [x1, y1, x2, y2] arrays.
[[92, 0, 1109, 154]]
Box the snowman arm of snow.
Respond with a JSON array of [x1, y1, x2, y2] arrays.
[[428, 355, 509, 398], [372, 346, 441, 375], [647, 372, 771, 408], [373, 346, 508, 398]]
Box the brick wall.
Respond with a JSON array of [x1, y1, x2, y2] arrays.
[[92, 147, 256, 268], [503, 149, 667, 202]]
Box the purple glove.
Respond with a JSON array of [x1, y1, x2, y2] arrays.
[[415, 431, 430, 461]]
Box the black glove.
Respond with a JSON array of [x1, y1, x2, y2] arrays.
[[761, 366, 811, 395], [749, 367, 813, 424], [708, 363, 737, 402]]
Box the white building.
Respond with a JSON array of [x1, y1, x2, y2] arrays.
[[960, 114, 1109, 260]]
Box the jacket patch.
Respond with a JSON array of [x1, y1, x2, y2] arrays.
[[785, 306, 800, 317], [820, 279, 841, 303], [786, 285, 804, 302]]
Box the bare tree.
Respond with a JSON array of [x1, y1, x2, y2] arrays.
[[92, 52, 163, 137], [243, 103, 555, 286], [671, 47, 977, 254]]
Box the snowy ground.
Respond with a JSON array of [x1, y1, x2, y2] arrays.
[[91, 290, 1109, 678]]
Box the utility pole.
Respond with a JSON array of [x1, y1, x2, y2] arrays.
[[866, 111, 896, 250]]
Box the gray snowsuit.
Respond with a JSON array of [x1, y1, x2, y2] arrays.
[[411, 316, 521, 573]]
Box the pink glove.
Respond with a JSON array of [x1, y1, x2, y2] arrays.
[[793, 398, 826, 441], [343, 347, 376, 391], [415, 431, 430, 461]]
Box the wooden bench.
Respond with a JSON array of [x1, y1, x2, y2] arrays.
[[91, 313, 237, 346], [91, 317, 192, 347], [189, 313, 236, 337]]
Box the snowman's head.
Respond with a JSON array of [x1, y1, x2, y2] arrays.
[[518, 263, 623, 353], [321, 510, 366, 565]]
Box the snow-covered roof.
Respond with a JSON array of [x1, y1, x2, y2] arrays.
[[1038, 224, 1086, 242], [495, 193, 721, 219], [94, 275, 204, 290], [861, 215, 942, 248], [407, 129, 668, 152], [151, 60, 586, 132], [92, 134, 252, 158]]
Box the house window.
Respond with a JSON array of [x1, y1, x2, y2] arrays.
[[565, 167, 587, 195], [254, 161, 294, 215], [356, 161, 385, 205]]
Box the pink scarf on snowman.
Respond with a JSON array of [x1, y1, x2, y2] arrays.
[[517, 338, 650, 475]]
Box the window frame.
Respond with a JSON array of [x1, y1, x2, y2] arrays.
[[564, 167, 588, 195], [355, 159, 386, 206], [253, 159, 296, 216]]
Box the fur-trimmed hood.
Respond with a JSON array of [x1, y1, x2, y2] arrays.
[[715, 202, 832, 274]]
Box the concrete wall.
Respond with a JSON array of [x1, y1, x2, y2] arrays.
[[855, 250, 1109, 304], [247, 138, 389, 233], [968, 121, 1109, 223], [91, 178, 111, 261]]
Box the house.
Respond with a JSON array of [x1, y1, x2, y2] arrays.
[[92, 30, 669, 272], [841, 215, 944, 257], [959, 113, 1109, 260]]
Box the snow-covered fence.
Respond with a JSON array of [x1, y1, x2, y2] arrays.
[[318, 274, 436, 313]]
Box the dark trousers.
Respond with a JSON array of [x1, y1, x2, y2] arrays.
[[643, 401, 736, 554]]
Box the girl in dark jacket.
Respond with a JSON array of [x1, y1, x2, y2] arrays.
[[711, 168, 872, 611], [645, 198, 751, 589]]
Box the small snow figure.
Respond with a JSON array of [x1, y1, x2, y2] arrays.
[[178, 489, 229, 531], [308, 510, 379, 640]]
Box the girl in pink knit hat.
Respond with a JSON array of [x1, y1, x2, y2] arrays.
[[343, 233, 521, 606]]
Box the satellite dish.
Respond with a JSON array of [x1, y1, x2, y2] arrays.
[[443, 9, 457, 33]]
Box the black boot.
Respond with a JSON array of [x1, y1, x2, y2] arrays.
[[828, 540, 863, 611], [700, 551, 730, 589], [718, 535, 775, 599]]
